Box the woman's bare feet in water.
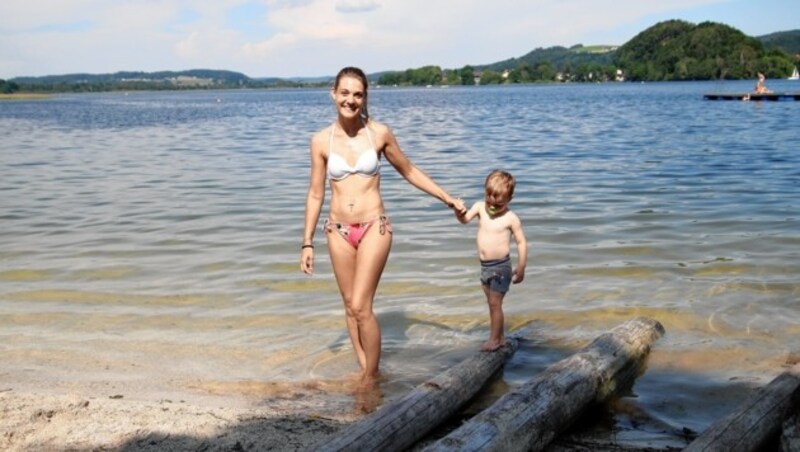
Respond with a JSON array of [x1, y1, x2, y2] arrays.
[[354, 372, 383, 413], [359, 372, 379, 386], [481, 338, 506, 352]]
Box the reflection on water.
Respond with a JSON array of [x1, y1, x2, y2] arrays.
[[1, 82, 798, 443]]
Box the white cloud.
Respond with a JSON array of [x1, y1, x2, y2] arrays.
[[3, 0, 797, 79], [335, 0, 381, 13]]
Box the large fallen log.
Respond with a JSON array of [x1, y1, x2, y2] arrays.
[[312, 334, 521, 452], [684, 363, 800, 452], [424, 316, 665, 452]]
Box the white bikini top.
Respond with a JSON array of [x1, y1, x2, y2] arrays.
[[327, 123, 381, 181]]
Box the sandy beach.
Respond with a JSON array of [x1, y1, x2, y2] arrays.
[[0, 386, 353, 451], [1, 393, 324, 451]]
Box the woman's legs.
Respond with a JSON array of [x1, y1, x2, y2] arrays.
[[328, 236, 365, 369], [327, 219, 392, 380], [352, 226, 391, 381]]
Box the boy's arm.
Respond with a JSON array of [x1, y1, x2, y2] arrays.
[[457, 201, 482, 224], [510, 213, 527, 283]]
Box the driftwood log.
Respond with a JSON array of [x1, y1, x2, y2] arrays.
[[684, 363, 800, 452], [312, 335, 520, 452], [425, 316, 665, 452]]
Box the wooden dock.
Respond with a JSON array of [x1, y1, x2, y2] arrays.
[[704, 92, 800, 101]]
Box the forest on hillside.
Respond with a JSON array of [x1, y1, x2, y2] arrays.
[[614, 20, 795, 81], [378, 21, 798, 86]]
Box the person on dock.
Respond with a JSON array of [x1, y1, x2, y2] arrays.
[[456, 170, 528, 351], [754, 72, 772, 94], [300, 66, 466, 387]]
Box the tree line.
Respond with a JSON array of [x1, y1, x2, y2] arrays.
[[3, 69, 309, 94], [376, 58, 619, 86], [378, 21, 797, 86], [1, 79, 20, 94]]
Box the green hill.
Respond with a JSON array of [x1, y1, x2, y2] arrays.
[[377, 45, 620, 86], [758, 29, 800, 56], [479, 44, 615, 73], [615, 20, 794, 81], [378, 21, 797, 85], [11, 69, 253, 92]]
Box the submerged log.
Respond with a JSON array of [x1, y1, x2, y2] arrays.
[[782, 413, 800, 452], [313, 335, 521, 452], [684, 363, 800, 452], [425, 316, 665, 452]]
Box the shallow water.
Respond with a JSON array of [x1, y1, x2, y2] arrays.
[[1, 81, 798, 445]]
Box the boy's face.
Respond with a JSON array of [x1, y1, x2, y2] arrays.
[[485, 191, 511, 216]]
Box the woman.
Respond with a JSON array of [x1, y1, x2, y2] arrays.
[[754, 72, 772, 94], [300, 67, 465, 385]]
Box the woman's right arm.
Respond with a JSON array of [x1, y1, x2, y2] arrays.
[[301, 133, 327, 275]]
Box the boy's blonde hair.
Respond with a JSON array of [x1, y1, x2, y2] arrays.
[[485, 170, 515, 199]]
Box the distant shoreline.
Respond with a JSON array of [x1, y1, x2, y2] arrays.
[[0, 93, 52, 100]]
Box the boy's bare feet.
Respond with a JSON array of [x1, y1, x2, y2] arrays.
[[481, 339, 506, 352]]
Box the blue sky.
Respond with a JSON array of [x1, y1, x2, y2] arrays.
[[1, 0, 797, 79]]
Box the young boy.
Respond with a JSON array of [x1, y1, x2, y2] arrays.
[[457, 170, 527, 351]]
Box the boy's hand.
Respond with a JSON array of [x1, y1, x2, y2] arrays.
[[453, 198, 470, 223], [512, 267, 525, 284]]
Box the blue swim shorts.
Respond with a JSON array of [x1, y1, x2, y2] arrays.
[[480, 255, 512, 294]]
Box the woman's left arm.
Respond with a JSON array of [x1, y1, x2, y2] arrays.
[[381, 124, 465, 213]]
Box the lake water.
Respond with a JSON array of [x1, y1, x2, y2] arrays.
[[1, 81, 798, 447]]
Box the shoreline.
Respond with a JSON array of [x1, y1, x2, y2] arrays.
[[0, 388, 349, 451], [0, 367, 387, 451]]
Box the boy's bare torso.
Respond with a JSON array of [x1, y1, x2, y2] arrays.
[[475, 201, 518, 260]]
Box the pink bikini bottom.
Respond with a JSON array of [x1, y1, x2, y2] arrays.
[[324, 215, 392, 249]]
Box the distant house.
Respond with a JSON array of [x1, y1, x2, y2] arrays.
[[170, 76, 214, 87]]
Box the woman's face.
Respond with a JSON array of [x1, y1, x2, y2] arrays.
[[332, 75, 366, 119]]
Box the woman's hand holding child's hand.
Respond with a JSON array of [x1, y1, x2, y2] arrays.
[[449, 197, 467, 216]]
